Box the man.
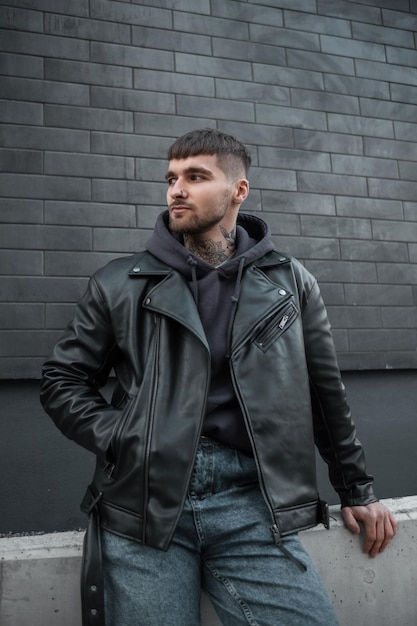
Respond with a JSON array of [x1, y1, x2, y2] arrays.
[[41, 128, 396, 626]]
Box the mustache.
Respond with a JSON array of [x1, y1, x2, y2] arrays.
[[169, 201, 194, 209]]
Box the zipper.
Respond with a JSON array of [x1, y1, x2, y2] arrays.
[[253, 301, 298, 352], [141, 316, 161, 543]]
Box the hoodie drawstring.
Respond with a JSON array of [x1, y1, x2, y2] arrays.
[[187, 255, 199, 307]]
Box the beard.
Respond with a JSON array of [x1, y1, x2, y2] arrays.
[[168, 191, 232, 236]]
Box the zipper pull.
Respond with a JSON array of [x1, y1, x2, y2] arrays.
[[278, 314, 289, 330], [270, 524, 307, 572]]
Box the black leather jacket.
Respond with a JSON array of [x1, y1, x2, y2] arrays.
[[40, 248, 376, 551]]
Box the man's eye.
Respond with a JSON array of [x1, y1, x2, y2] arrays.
[[167, 178, 176, 185]]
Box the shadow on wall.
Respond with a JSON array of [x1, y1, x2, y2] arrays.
[[0, 370, 416, 535]]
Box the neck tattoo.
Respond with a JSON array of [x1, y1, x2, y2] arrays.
[[184, 226, 236, 266]]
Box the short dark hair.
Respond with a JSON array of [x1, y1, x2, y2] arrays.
[[167, 128, 252, 179]]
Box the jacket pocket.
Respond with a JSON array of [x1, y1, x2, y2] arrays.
[[253, 301, 298, 352], [104, 393, 138, 478]]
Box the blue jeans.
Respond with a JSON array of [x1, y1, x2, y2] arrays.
[[102, 439, 339, 625]]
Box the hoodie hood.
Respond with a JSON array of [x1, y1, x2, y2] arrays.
[[146, 210, 274, 279]]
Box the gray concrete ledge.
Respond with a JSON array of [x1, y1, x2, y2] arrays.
[[0, 496, 416, 626]]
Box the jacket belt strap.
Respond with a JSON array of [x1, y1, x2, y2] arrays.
[[81, 490, 105, 626]]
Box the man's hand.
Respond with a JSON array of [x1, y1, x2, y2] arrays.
[[341, 501, 397, 558]]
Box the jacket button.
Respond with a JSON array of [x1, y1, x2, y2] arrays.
[[90, 585, 97, 592], [133, 267, 141, 273], [145, 297, 151, 305], [279, 289, 286, 296], [91, 609, 98, 615]]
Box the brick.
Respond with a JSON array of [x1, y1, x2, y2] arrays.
[[377, 263, 417, 284], [369, 179, 417, 202], [0, 0, 88, 16], [294, 129, 363, 154], [45, 251, 124, 277], [250, 24, 319, 51], [291, 89, 359, 114], [92, 180, 164, 205], [0, 174, 90, 201], [0, 276, 87, 302], [91, 132, 171, 158], [0, 250, 43, 275], [360, 97, 417, 124], [137, 206, 164, 230], [176, 53, 250, 81], [386, 46, 417, 68], [352, 22, 414, 48], [0, 100, 42, 125], [45, 59, 132, 88], [352, 0, 408, 9], [90, 86, 175, 114], [336, 197, 403, 220], [134, 113, 216, 138], [213, 38, 286, 66], [318, 0, 382, 24], [212, 0, 282, 26], [382, 8, 417, 31], [320, 34, 385, 62], [249, 167, 296, 191], [134, 70, 214, 97], [283, 10, 351, 37], [259, 212, 300, 235], [91, 42, 174, 71], [134, 0, 209, 12], [324, 74, 390, 100], [44, 104, 133, 133], [272, 235, 340, 260], [45, 202, 136, 228], [345, 284, 413, 307], [302, 215, 372, 239], [0, 29, 90, 61], [365, 137, 417, 161], [0, 304, 44, 329], [261, 191, 335, 215], [288, 49, 354, 76], [332, 154, 398, 179], [382, 307, 417, 328], [177, 95, 254, 122], [326, 305, 381, 329], [332, 330, 349, 352], [218, 121, 293, 148], [45, 153, 135, 179], [1, 76, 89, 106], [404, 202, 417, 222], [410, 244, 417, 263], [319, 284, 345, 306], [0, 330, 71, 357], [0, 124, 90, 152], [372, 220, 417, 243], [391, 83, 417, 105], [173, 12, 249, 40], [135, 158, 166, 182], [133, 27, 211, 55], [305, 260, 377, 283], [356, 59, 417, 86], [349, 329, 415, 352], [338, 352, 387, 370], [0, 6, 43, 32], [253, 63, 323, 90], [341, 239, 409, 262], [297, 172, 368, 196], [0, 148, 43, 174], [256, 104, 326, 131], [0, 357, 45, 378], [219, 79, 290, 107], [44, 13, 130, 44], [0, 225, 92, 251], [399, 162, 417, 182], [45, 303, 76, 329], [93, 227, 151, 253], [251, 0, 317, 10], [90, 0, 172, 29], [259, 146, 330, 172], [0, 52, 43, 78], [0, 199, 43, 223], [327, 114, 393, 139]]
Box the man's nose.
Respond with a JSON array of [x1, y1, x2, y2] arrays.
[[170, 181, 187, 198]]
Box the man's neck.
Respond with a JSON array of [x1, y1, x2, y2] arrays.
[[184, 225, 236, 266]]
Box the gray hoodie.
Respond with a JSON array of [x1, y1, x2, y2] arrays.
[[146, 210, 275, 454]]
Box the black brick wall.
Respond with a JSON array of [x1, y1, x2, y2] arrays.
[[1, 0, 417, 377]]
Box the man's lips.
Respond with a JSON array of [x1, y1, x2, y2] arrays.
[[170, 203, 192, 213]]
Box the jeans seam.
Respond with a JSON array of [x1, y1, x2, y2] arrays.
[[204, 558, 260, 626]]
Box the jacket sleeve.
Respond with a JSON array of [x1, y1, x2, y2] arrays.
[[300, 274, 377, 508], [40, 275, 122, 461]]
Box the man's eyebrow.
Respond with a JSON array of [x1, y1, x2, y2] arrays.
[[164, 166, 213, 180]]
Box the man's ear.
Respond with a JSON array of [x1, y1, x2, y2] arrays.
[[234, 178, 250, 205]]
